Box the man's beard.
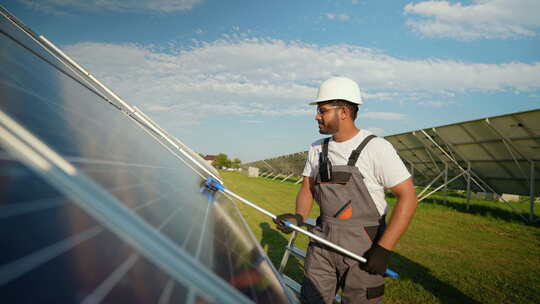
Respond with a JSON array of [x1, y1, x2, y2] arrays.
[[318, 112, 339, 134], [319, 125, 338, 134]]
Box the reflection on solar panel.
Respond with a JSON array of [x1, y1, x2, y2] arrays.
[[0, 7, 296, 303]]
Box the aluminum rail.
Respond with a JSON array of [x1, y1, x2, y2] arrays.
[[204, 177, 399, 278]]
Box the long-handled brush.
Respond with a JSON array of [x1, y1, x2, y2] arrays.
[[204, 177, 399, 278]]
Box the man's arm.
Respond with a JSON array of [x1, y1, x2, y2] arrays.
[[273, 176, 314, 233], [378, 177, 418, 250], [295, 176, 315, 221]]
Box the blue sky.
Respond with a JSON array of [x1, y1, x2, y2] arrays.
[[2, 0, 539, 162]]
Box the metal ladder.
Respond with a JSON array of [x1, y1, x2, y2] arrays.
[[277, 218, 342, 303]]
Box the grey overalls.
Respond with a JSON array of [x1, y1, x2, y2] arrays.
[[301, 135, 386, 304]]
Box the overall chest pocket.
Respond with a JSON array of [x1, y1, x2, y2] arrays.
[[315, 165, 356, 217], [316, 183, 352, 217]]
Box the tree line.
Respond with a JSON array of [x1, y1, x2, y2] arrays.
[[212, 153, 241, 169]]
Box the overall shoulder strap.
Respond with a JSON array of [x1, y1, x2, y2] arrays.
[[319, 137, 332, 180], [347, 135, 377, 166], [322, 137, 330, 157]]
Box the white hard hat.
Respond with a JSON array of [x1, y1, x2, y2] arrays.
[[309, 77, 363, 105]]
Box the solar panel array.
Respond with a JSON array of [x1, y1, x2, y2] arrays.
[[386, 109, 540, 197], [245, 152, 308, 177], [0, 7, 296, 304]]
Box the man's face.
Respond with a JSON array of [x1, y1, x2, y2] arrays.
[[316, 104, 341, 135]]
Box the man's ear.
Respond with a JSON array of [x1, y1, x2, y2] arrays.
[[340, 107, 350, 120]]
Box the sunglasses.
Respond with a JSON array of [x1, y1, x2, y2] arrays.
[[316, 105, 342, 115]]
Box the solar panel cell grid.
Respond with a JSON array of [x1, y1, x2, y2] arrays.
[[0, 159, 187, 303]]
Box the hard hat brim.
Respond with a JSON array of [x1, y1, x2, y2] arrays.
[[308, 99, 363, 105]]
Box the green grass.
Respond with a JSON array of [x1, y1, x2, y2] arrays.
[[221, 171, 540, 304]]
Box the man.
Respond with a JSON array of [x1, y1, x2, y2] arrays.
[[274, 77, 417, 303]]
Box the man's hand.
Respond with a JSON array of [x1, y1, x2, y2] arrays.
[[362, 243, 390, 275], [273, 213, 304, 234]]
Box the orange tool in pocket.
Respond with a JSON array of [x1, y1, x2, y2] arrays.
[[334, 200, 353, 219]]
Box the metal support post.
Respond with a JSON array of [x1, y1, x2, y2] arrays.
[[262, 160, 274, 172], [422, 129, 488, 193], [418, 171, 467, 203], [444, 162, 448, 205], [281, 173, 294, 183], [417, 170, 445, 200], [412, 131, 441, 172], [466, 162, 471, 211], [530, 161, 536, 222], [394, 136, 433, 179]]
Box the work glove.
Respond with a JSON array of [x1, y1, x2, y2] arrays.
[[362, 243, 391, 275], [273, 213, 303, 234]]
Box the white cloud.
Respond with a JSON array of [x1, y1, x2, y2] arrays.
[[17, 0, 66, 15], [62, 38, 540, 125], [145, 105, 176, 111], [358, 112, 407, 120], [417, 100, 456, 107], [18, 0, 203, 13], [325, 13, 350, 21], [404, 0, 540, 40], [366, 127, 385, 135], [325, 13, 336, 20]]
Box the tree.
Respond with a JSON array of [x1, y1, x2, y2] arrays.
[[231, 158, 242, 169], [212, 153, 231, 169]]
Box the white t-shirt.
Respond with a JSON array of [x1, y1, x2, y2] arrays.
[[302, 129, 411, 215]]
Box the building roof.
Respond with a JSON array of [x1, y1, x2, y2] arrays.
[[203, 155, 216, 161]]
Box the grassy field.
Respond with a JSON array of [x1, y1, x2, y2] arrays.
[[220, 171, 540, 304]]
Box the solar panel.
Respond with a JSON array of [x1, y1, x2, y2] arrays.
[[0, 7, 296, 304], [386, 109, 540, 197]]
